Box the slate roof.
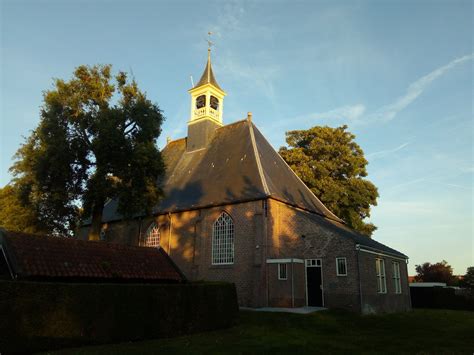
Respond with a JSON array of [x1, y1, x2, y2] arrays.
[[301, 213, 408, 258], [0, 230, 185, 282], [195, 52, 223, 91], [98, 119, 342, 223], [93, 119, 406, 259]]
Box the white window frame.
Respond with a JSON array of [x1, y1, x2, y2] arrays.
[[143, 222, 161, 248], [336, 257, 347, 276], [393, 261, 402, 294], [211, 212, 234, 265], [376, 258, 387, 294], [278, 263, 288, 280]]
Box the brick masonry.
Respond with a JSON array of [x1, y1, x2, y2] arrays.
[[79, 198, 411, 313]]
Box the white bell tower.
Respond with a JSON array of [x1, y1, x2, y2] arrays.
[[188, 48, 226, 126], [186, 42, 226, 151]]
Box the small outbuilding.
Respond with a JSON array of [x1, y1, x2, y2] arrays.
[[0, 229, 185, 283]]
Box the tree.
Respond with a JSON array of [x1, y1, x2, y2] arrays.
[[11, 64, 166, 239], [460, 267, 474, 289], [279, 125, 378, 236], [414, 260, 455, 285], [0, 184, 47, 234]]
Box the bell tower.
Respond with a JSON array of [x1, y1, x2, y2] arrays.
[[187, 46, 226, 151]]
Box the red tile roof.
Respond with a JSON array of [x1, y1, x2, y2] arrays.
[[0, 230, 185, 282]]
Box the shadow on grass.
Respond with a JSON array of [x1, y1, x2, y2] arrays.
[[44, 309, 474, 355]]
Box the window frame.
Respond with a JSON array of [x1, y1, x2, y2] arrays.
[[336, 257, 347, 276], [278, 263, 288, 280], [211, 212, 235, 265], [143, 222, 161, 249], [392, 261, 402, 294], [376, 258, 387, 294]]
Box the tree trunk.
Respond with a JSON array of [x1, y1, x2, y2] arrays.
[[88, 198, 105, 241]]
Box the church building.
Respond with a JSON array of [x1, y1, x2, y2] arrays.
[[80, 49, 411, 313]]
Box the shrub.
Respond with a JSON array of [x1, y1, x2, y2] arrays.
[[0, 280, 238, 353]]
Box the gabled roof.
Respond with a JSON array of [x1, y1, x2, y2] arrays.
[[98, 119, 342, 222], [195, 51, 223, 91], [90, 119, 407, 259], [0, 230, 185, 282]]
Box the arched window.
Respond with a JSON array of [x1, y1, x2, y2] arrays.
[[196, 95, 206, 109], [143, 222, 160, 248], [210, 95, 219, 110], [212, 212, 234, 265]]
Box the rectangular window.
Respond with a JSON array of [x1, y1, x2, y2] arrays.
[[375, 258, 387, 293], [393, 262, 402, 294], [278, 263, 287, 280], [336, 257, 347, 276]]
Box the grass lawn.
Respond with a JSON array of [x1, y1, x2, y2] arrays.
[[49, 309, 473, 354]]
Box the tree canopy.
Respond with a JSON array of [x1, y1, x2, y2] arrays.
[[10, 64, 166, 239], [0, 184, 46, 234], [414, 260, 455, 285], [460, 267, 474, 289], [279, 125, 378, 236]]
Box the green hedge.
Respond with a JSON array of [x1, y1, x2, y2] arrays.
[[0, 280, 238, 353], [410, 287, 474, 311]]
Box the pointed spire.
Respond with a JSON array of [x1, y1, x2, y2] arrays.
[[195, 47, 223, 91]]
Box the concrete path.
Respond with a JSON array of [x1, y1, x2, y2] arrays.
[[240, 306, 326, 314]]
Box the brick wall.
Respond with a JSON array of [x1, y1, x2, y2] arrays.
[[358, 250, 411, 314], [266, 199, 360, 311], [78, 197, 411, 313], [267, 261, 305, 307], [80, 200, 267, 308]]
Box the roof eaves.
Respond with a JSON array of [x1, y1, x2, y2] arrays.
[[356, 243, 408, 260]]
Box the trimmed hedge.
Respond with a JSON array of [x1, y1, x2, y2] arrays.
[[410, 287, 474, 311], [0, 280, 238, 353]]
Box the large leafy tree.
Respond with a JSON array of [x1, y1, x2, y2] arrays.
[[279, 125, 378, 236], [0, 184, 46, 234], [414, 260, 455, 285], [11, 64, 165, 239]]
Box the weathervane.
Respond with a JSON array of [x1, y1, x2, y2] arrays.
[[206, 31, 214, 53]]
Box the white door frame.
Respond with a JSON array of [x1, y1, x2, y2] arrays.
[[305, 258, 324, 307]]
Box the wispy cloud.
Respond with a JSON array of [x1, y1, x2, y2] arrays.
[[367, 142, 410, 160], [367, 53, 474, 123], [272, 104, 366, 129], [279, 54, 473, 128], [218, 56, 279, 103]]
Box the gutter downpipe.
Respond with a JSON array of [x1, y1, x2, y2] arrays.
[[168, 212, 172, 255], [356, 244, 363, 313], [291, 259, 295, 308]]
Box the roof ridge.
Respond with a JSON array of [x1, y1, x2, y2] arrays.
[[251, 124, 343, 223], [165, 137, 186, 146], [216, 118, 247, 130], [248, 121, 270, 196]]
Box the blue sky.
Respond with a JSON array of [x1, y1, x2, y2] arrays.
[[1, 0, 472, 274]]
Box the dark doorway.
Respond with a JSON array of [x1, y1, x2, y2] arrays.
[[306, 261, 323, 307]]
